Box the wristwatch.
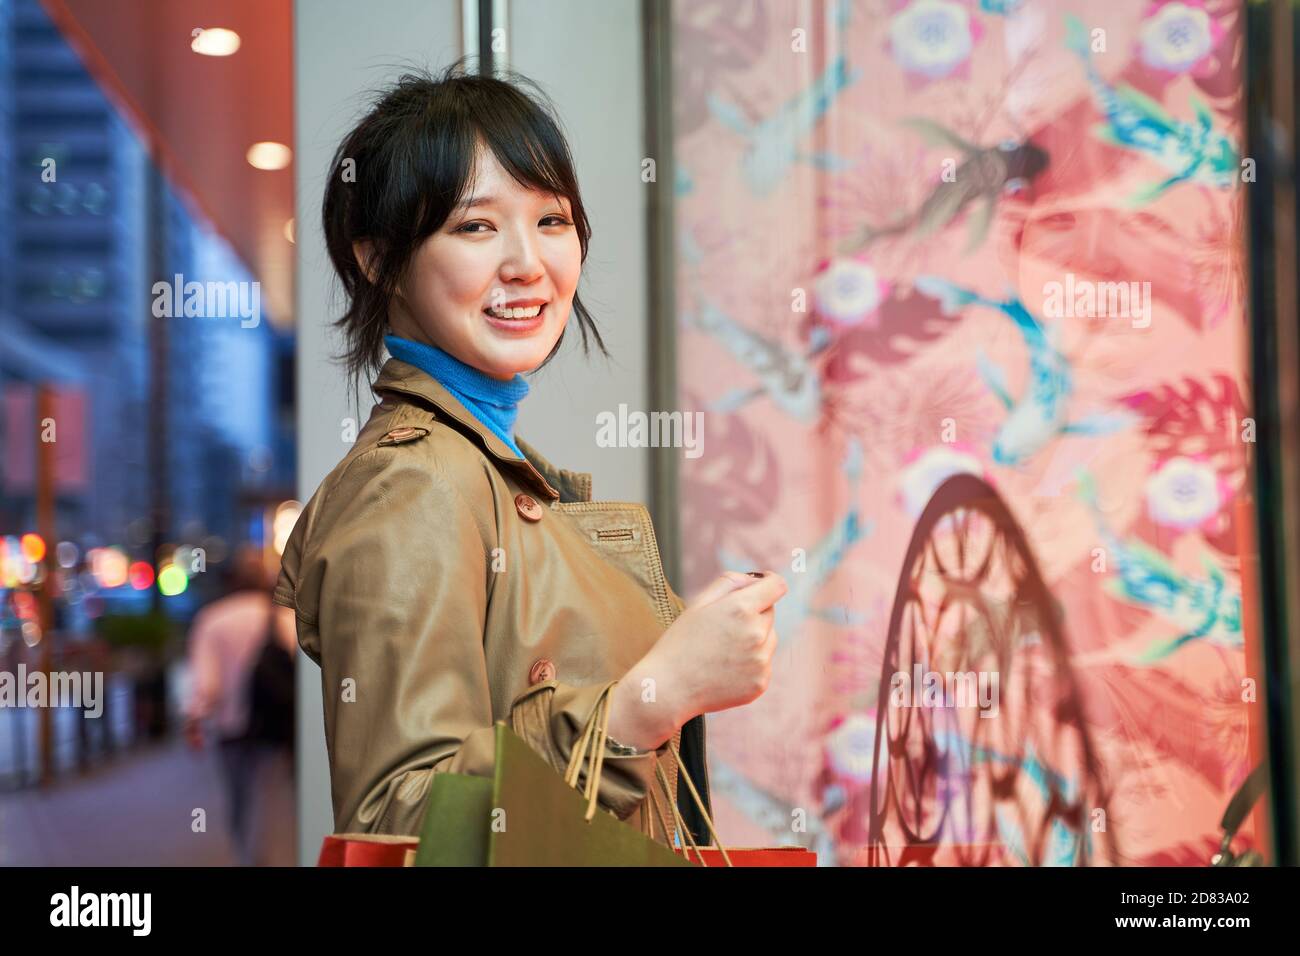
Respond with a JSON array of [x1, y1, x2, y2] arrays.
[[604, 735, 654, 757]]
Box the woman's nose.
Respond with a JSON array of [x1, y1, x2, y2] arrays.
[[500, 225, 544, 282]]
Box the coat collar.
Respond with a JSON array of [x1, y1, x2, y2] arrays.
[[370, 357, 593, 503]]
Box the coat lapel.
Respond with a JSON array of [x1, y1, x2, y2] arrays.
[[370, 357, 571, 501]]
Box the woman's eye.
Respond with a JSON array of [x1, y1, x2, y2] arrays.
[[457, 217, 568, 233]]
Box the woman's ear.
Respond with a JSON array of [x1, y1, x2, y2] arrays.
[[352, 239, 379, 285]]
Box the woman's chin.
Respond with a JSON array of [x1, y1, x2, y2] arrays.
[[477, 344, 558, 379], [476, 329, 564, 377]]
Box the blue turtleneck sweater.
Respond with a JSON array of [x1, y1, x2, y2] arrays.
[[383, 334, 530, 457]]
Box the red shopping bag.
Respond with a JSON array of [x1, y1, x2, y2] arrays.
[[318, 833, 418, 867], [674, 846, 817, 867]]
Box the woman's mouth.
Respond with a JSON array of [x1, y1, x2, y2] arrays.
[[483, 302, 547, 334]]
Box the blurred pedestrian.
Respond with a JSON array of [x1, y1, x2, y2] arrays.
[[183, 545, 295, 865]]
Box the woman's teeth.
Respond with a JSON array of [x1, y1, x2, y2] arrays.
[[485, 304, 544, 319]]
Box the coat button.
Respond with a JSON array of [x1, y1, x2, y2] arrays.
[[515, 493, 543, 522], [528, 658, 556, 685], [378, 426, 428, 445]]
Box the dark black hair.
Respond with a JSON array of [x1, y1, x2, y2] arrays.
[[322, 58, 609, 396]]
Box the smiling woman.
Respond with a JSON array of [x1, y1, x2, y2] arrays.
[[321, 63, 606, 397], [378, 143, 580, 379], [282, 60, 790, 848]]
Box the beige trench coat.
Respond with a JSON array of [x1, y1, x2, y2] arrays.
[[274, 357, 707, 847]]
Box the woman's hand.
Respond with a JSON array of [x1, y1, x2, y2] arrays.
[[605, 571, 788, 752], [659, 571, 787, 714], [183, 715, 205, 751]]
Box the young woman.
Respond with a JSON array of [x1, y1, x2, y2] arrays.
[[274, 63, 787, 847]]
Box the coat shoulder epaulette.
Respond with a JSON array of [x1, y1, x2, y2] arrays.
[[370, 401, 439, 448]]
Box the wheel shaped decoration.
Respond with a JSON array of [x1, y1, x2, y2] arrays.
[[865, 474, 1118, 866]]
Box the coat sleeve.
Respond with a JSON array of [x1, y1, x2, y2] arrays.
[[288, 445, 660, 837], [666, 582, 687, 618]]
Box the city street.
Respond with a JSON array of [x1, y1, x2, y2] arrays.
[[0, 670, 295, 866]]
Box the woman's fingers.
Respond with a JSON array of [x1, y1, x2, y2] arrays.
[[732, 572, 788, 612], [687, 571, 753, 609]]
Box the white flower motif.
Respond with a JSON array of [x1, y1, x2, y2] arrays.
[[889, 0, 976, 79], [1139, 3, 1215, 74], [1145, 456, 1221, 529], [899, 446, 984, 518], [815, 258, 885, 325], [825, 713, 876, 783]]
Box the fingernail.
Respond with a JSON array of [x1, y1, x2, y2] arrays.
[[746, 571, 765, 578]]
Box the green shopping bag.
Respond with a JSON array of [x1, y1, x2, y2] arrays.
[[412, 771, 494, 866], [415, 681, 730, 866]]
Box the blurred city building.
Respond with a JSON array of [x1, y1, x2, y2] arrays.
[[0, 0, 295, 865]]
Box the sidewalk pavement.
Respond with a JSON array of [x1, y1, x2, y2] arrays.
[[0, 734, 295, 866]]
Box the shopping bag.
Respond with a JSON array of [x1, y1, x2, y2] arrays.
[[485, 722, 691, 866], [416, 679, 725, 866], [318, 828, 819, 867], [411, 771, 494, 866], [328, 680, 817, 866], [318, 833, 419, 867], [414, 722, 691, 866], [673, 846, 817, 866]]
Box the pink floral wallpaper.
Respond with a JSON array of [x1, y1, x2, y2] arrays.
[[672, 0, 1262, 865]]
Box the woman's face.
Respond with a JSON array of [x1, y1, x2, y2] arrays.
[[385, 142, 582, 381]]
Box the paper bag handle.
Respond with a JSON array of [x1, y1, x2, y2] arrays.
[[564, 680, 732, 866]]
